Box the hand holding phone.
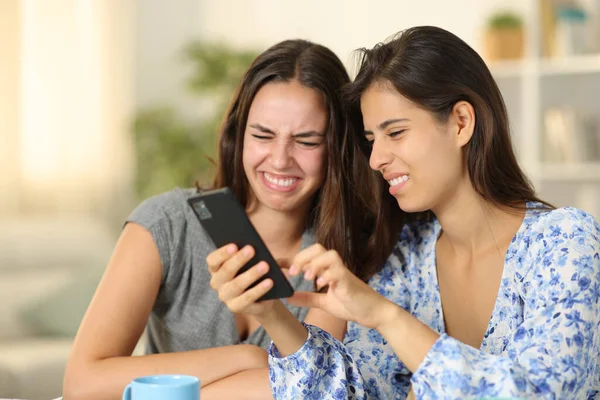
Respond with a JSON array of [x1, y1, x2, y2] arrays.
[[188, 187, 294, 301]]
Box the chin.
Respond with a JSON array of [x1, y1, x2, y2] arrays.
[[258, 192, 301, 213], [394, 197, 428, 214]]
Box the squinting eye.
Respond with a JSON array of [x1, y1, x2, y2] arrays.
[[389, 130, 406, 138], [251, 134, 271, 140], [297, 141, 320, 148]]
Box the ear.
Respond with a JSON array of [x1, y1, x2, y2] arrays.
[[450, 101, 475, 148]]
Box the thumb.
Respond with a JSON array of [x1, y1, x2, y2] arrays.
[[287, 291, 327, 309]]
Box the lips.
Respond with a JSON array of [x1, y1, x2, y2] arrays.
[[383, 172, 410, 195]]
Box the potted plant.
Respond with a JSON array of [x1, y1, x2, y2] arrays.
[[484, 11, 525, 61], [132, 42, 257, 200]]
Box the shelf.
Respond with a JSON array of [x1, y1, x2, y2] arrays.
[[488, 54, 600, 79], [488, 60, 524, 79], [540, 54, 600, 77], [539, 163, 600, 182]]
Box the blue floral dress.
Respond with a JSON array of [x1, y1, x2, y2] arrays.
[[268, 205, 600, 399]]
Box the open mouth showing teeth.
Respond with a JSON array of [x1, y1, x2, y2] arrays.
[[264, 172, 299, 187], [388, 175, 409, 187]]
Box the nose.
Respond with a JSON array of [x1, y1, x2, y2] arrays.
[[270, 139, 294, 170], [369, 137, 392, 171]]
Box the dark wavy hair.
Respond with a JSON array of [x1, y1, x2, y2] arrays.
[[344, 26, 552, 279], [205, 39, 383, 281]]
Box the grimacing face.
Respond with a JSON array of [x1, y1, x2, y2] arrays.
[[361, 82, 470, 213], [242, 80, 328, 214]]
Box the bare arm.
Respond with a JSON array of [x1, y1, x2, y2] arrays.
[[201, 317, 344, 400], [197, 314, 343, 400], [201, 367, 272, 400], [198, 308, 347, 399], [196, 244, 349, 398], [63, 223, 268, 400], [197, 289, 347, 399], [302, 307, 346, 341]]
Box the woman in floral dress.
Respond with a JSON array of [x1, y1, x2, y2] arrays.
[[207, 26, 600, 399]]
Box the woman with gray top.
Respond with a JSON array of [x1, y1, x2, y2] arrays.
[[62, 39, 385, 399]]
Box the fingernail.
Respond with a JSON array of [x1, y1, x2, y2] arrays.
[[258, 262, 268, 273], [227, 245, 236, 254], [262, 279, 272, 288], [304, 271, 312, 280], [243, 246, 252, 257], [289, 265, 297, 275], [316, 277, 325, 287]]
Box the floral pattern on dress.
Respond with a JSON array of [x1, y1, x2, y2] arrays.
[[269, 205, 600, 399]]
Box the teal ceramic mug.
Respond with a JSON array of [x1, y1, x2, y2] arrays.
[[122, 374, 200, 400]]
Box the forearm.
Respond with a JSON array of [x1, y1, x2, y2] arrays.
[[63, 344, 267, 400], [303, 307, 347, 342], [255, 300, 308, 357], [376, 302, 438, 373], [201, 367, 272, 400]]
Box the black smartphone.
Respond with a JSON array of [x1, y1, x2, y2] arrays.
[[187, 187, 294, 301]]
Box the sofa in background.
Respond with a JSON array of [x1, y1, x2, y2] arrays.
[[0, 215, 116, 400]]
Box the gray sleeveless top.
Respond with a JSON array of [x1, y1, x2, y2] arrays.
[[126, 188, 316, 353]]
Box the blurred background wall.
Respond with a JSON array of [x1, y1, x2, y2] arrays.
[[138, 0, 525, 117], [1, 1, 599, 398]]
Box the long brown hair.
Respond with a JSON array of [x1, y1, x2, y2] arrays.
[[207, 39, 383, 280], [345, 26, 552, 279]]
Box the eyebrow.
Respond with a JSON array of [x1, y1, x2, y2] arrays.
[[249, 123, 324, 138], [364, 118, 410, 135]]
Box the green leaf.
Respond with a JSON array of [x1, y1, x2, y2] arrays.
[[131, 42, 258, 199], [488, 11, 523, 29]]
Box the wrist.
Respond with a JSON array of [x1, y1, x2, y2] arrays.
[[255, 301, 308, 357], [374, 304, 439, 373], [374, 300, 408, 338], [254, 300, 287, 327]]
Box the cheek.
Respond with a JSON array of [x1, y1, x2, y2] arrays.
[[297, 148, 327, 178], [417, 142, 461, 184], [243, 141, 269, 168]]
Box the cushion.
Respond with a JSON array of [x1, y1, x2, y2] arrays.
[[0, 216, 116, 273], [18, 267, 104, 338], [0, 270, 72, 340], [0, 339, 72, 400], [0, 216, 115, 339]]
